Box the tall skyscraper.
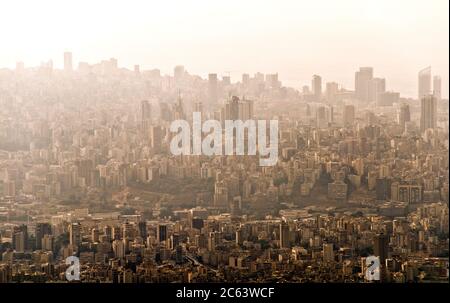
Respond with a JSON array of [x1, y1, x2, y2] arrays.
[[121, 221, 135, 239], [323, 243, 334, 262], [91, 228, 100, 242], [112, 239, 125, 259], [138, 221, 147, 239], [279, 221, 290, 248], [312, 75, 322, 102], [208, 231, 222, 251], [228, 96, 240, 120], [373, 233, 389, 263], [368, 78, 386, 103], [420, 94, 437, 132], [373, 233, 389, 281], [157, 224, 168, 243], [355, 67, 373, 102], [64, 51, 73, 72], [12, 225, 28, 252], [42, 234, 54, 251], [140, 100, 151, 136], [69, 222, 81, 249], [315, 105, 333, 128], [150, 126, 163, 150], [397, 103, 411, 132], [35, 223, 52, 250], [342, 105, 355, 127], [418, 66, 431, 101], [208, 73, 218, 107], [373, 234, 389, 281], [433, 75, 442, 101]]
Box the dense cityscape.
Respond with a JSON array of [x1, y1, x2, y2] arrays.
[[0, 53, 448, 283]]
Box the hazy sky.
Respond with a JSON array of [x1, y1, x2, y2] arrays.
[[1, 0, 448, 98]]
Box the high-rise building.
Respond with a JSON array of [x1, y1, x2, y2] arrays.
[[355, 67, 373, 102], [170, 233, 180, 250], [266, 73, 280, 89], [141, 100, 151, 124], [279, 221, 290, 248], [208, 231, 222, 251], [157, 224, 168, 243], [222, 75, 231, 86], [112, 226, 121, 240], [418, 66, 431, 101], [368, 78, 386, 103], [223, 96, 254, 121], [391, 183, 423, 204], [312, 75, 322, 102], [302, 85, 310, 95], [376, 178, 389, 201], [112, 239, 125, 259], [342, 105, 355, 127], [397, 103, 411, 132], [12, 225, 28, 252], [377, 91, 400, 107], [140, 100, 151, 136], [328, 180, 348, 202], [208, 73, 218, 107], [69, 222, 81, 248], [420, 94, 437, 132], [228, 96, 240, 120], [3, 181, 16, 196], [314, 105, 333, 128], [323, 243, 334, 262], [35, 223, 52, 250], [213, 181, 228, 207], [374, 233, 389, 264], [122, 221, 134, 239], [42, 234, 54, 251], [374, 233, 389, 282], [433, 75, 442, 101], [326, 82, 339, 102], [104, 226, 112, 242], [242, 73, 250, 88], [91, 228, 100, 243], [175, 245, 184, 264], [150, 126, 163, 150], [64, 52, 73, 72], [138, 221, 147, 239]]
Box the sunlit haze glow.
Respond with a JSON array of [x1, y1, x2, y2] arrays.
[[1, 0, 448, 98]]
